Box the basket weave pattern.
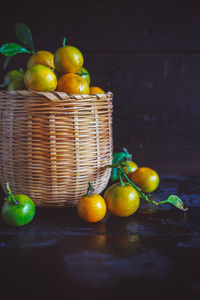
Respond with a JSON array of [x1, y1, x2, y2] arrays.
[[0, 90, 113, 207]]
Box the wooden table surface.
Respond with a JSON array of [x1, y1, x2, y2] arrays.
[[0, 171, 200, 300]]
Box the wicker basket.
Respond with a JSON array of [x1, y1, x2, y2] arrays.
[[0, 90, 113, 207]]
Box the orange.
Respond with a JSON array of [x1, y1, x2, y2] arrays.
[[121, 161, 138, 175], [27, 51, 55, 69], [57, 73, 89, 94], [90, 87, 105, 94], [24, 64, 57, 92], [54, 45, 84, 74], [4, 69, 24, 86], [77, 194, 107, 223], [7, 78, 26, 91], [77, 66, 90, 86], [128, 167, 160, 193], [104, 183, 140, 217]]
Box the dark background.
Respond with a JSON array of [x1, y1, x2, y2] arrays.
[[1, 0, 200, 176]]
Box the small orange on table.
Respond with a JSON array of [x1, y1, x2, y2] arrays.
[[121, 160, 138, 175], [128, 167, 160, 193], [104, 182, 140, 217], [77, 182, 107, 223]]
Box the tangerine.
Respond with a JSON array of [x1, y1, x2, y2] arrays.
[[57, 73, 89, 94], [7, 78, 26, 91], [4, 69, 24, 86], [104, 183, 140, 217], [90, 87, 105, 94], [122, 161, 138, 175], [77, 66, 90, 86], [54, 45, 84, 74], [128, 167, 160, 193], [77, 194, 107, 223], [1, 183, 35, 227], [24, 64, 57, 92], [27, 51, 55, 69]]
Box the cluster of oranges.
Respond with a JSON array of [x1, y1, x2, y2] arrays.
[[77, 154, 160, 223], [3, 40, 105, 95]]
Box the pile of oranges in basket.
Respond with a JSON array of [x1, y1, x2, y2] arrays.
[[0, 23, 105, 94], [24, 41, 105, 94]]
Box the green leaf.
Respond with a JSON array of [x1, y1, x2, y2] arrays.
[[0, 43, 31, 56], [122, 148, 132, 161], [159, 195, 188, 211], [3, 56, 12, 69], [63, 37, 67, 47], [15, 23, 34, 52]]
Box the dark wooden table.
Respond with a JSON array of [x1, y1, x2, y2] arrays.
[[0, 171, 200, 300]]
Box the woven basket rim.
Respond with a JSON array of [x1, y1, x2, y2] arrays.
[[0, 90, 113, 102]]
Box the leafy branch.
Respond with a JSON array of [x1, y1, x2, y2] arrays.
[[15, 22, 34, 53], [106, 163, 188, 212], [0, 22, 35, 69]]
